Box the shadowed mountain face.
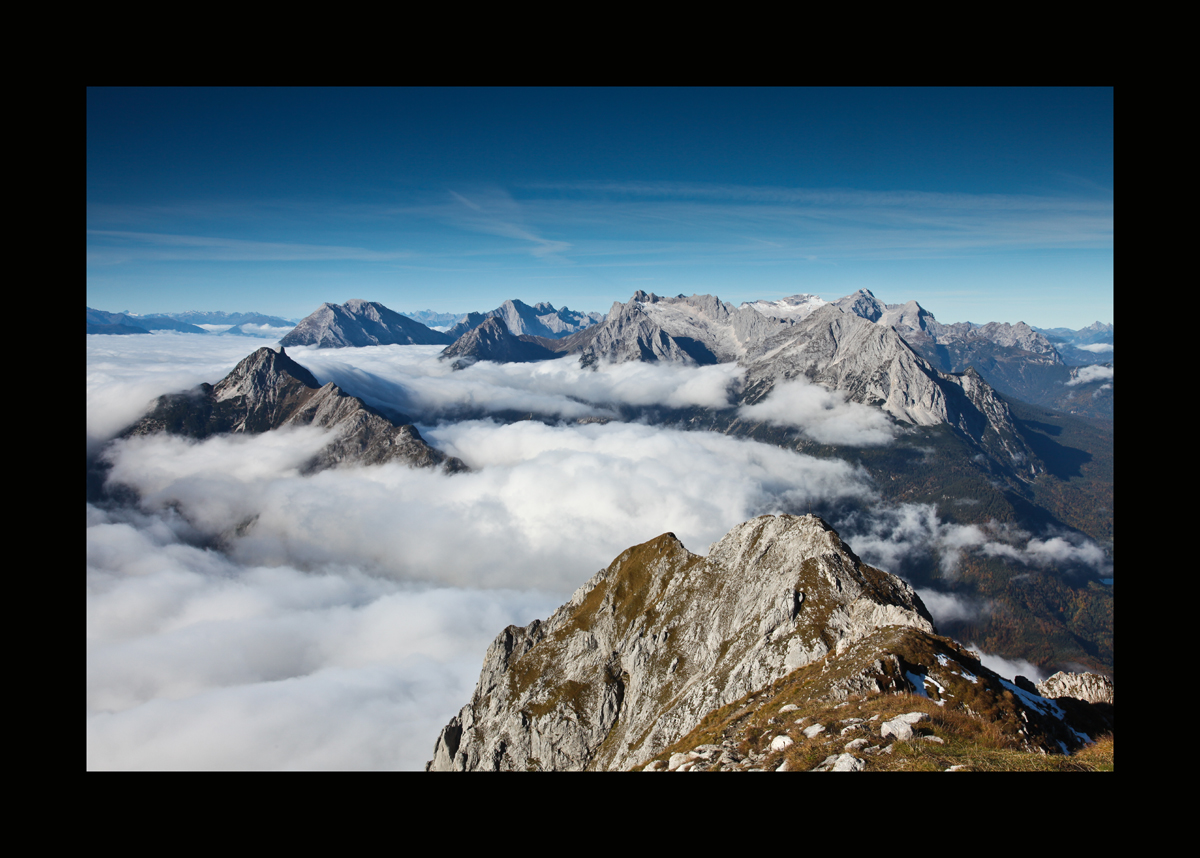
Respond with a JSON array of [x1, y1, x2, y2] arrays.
[[280, 300, 454, 348], [120, 346, 466, 474], [428, 513, 1109, 771], [439, 317, 560, 368]]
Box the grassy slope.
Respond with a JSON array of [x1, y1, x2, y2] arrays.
[[634, 627, 1113, 772]]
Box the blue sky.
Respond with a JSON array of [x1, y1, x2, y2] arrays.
[[87, 88, 1113, 328]]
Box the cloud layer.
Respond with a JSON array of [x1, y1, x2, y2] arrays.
[[87, 335, 1110, 768], [87, 503, 560, 770], [291, 344, 744, 422], [1066, 364, 1114, 386], [736, 378, 898, 446], [102, 418, 875, 590]]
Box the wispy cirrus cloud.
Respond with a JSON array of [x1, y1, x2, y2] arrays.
[[512, 180, 1113, 259], [86, 230, 411, 264], [446, 189, 572, 259]]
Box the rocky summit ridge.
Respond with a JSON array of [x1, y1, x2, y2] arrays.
[[428, 514, 1112, 772], [428, 514, 936, 771], [444, 299, 603, 341], [439, 316, 559, 368], [121, 346, 466, 474]]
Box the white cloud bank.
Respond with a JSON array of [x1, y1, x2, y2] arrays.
[[1066, 364, 1114, 386], [102, 419, 875, 590], [87, 503, 560, 770], [736, 378, 898, 446], [90, 420, 874, 770], [290, 344, 744, 422], [841, 503, 1111, 581]]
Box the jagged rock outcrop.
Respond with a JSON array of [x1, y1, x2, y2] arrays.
[[427, 514, 936, 772], [439, 317, 559, 368], [576, 299, 702, 366], [444, 299, 602, 341], [1037, 671, 1114, 705], [475, 291, 1036, 471], [740, 305, 1037, 469], [578, 291, 795, 366], [122, 346, 466, 474], [279, 299, 453, 348], [828, 289, 1102, 416], [629, 622, 1110, 771]]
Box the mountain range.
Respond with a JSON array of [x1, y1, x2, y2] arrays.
[[429, 514, 1112, 771], [91, 289, 1113, 685], [90, 291, 1111, 423], [86, 308, 295, 336], [425, 289, 1111, 421]]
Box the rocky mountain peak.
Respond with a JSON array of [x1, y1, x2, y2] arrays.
[[120, 346, 466, 474], [280, 300, 453, 349], [428, 512, 1112, 772], [212, 346, 319, 402], [427, 513, 936, 772], [834, 288, 887, 322], [439, 316, 557, 367]]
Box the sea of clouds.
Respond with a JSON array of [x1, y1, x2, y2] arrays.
[[86, 333, 1110, 769]]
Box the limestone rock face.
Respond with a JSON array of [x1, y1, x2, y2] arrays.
[[427, 514, 935, 771], [123, 347, 466, 474], [444, 300, 603, 341], [576, 300, 702, 366], [740, 306, 1037, 470], [1036, 671, 1114, 705], [742, 305, 954, 427], [279, 299, 453, 348]]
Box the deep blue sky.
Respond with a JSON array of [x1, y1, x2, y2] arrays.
[[87, 88, 1113, 327]]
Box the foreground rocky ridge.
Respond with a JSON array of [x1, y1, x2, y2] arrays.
[[428, 514, 938, 772], [121, 346, 466, 474], [428, 514, 1112, 772], [636, 632, 1113, 772]]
